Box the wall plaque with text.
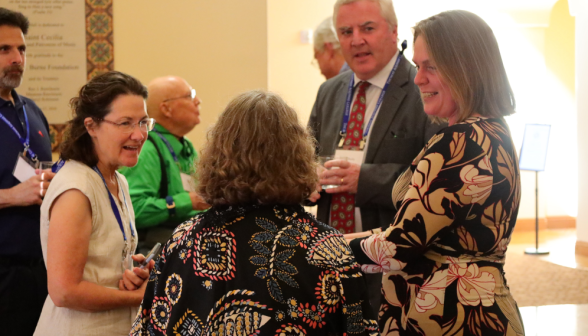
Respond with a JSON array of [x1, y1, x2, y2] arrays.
[[4, 0, 86, 123]]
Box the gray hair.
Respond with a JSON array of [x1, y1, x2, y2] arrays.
[[313, 17, 340, 52], [333, 0, 397, 30]]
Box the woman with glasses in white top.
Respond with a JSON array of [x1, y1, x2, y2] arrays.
[[35, 71, 156, 336]]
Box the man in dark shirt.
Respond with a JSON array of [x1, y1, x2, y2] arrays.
[[0, 8, 55, 335]]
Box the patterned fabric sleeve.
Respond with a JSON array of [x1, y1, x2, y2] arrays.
[[353, 129, 491, 273]]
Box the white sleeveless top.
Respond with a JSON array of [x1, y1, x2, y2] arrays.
[[35, 160, 138, 336]]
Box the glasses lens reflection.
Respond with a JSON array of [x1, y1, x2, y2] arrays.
[[101, 118, 155, 133], [139, 118, 155, 132]]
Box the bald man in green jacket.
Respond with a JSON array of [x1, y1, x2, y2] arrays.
[[120, 76, 209, 253]]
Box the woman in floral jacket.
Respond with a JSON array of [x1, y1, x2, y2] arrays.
[[347, 10, 525, 336], [131, 91, 379, 336]]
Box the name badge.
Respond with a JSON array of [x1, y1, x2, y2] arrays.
[[181, 172, 196, 192], [13, 153, 37, 182], [334, 149, 364, 165]]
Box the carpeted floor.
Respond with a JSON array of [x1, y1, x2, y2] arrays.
[[504, 248, 588, 307]]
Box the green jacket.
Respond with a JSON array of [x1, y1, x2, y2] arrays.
[[119, 124, 201, 229]]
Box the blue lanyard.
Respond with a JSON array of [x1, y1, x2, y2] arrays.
[[52, 158, 65, 173], [153, 129, 178, 162], [0, 106, 38, 161], [340, 51, 404, 148], [92, 166, 135, 242]]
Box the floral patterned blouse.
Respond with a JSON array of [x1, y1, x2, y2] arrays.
[[350, 117, 525, 336], [131, 204, 379, 336]]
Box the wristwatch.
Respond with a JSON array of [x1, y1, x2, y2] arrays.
[[165, 196, 176, 217]]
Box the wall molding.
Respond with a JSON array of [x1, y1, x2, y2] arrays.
[[514, 216, 576, 232], [576, 240, 588, 257]]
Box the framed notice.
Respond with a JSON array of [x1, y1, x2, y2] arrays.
[[519, 124, 551, 171], [4, 1, 114, 151], [3, 0, 86, 123]]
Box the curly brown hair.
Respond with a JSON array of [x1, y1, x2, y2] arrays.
[[59, 71, 148, 167], [197, 90, 318, 206]]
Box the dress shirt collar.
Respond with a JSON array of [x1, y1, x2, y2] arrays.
[[152, 123, 193, 157], [154, 123, 173, 135], [339, 62, 351, 74], [353, 50, 399, 89]]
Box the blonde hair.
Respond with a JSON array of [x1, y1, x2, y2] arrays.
[[197, 90, 318, 206], [333, 0, 397, 30], [413, 10, 515, 123]]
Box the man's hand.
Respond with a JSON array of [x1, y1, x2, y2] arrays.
[[307, 165, 325, 203], [319, 160, 361, 194], [189, 192, 211, 211], [39, 169, 56, 183], [0, 169, 56, 208], [308, 190, 321, 203]]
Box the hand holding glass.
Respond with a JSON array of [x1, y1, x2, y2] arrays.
[[38, 161, 53, 170], [319, 156, 338, 189]]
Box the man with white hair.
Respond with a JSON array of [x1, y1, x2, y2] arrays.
[[120, 76, 209, 254], [312, 16, 350, 79], [308, 0, 444, 310]]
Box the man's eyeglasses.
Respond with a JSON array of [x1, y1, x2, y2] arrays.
[[163, 89, 196, 102], [100, 118, 156, 133]]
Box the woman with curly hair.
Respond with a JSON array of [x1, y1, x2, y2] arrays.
[[131, 90, 379, 335]]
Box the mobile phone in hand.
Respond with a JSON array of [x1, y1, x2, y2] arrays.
[[139, 243, 161, 269]]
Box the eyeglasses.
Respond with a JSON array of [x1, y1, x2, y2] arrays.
[[100, 118, 156, 133], [163, 89, 196, 102]]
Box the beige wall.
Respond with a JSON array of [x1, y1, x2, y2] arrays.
[[111, 0, 578, 222], [542, 0, 576, 218], [112, 0, 268, 150], [505, 0, 576, 220], [267, 0, 336, 124], [575, 0, 588, 242], [546, 0, 575, 94], [263, 0, 579, 221]]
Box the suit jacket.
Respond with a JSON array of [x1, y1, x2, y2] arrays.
[[308, 55, 445, 231]]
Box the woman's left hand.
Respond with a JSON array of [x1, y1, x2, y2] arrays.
[[119, 254, 155, 291]]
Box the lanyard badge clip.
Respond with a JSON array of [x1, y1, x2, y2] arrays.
[[22, 143, 38, 163], [359, 138, 366, 150], [338, 132, 346, 148]]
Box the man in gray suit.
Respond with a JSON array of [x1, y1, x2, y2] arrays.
[[308, 0, 444, 310]]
